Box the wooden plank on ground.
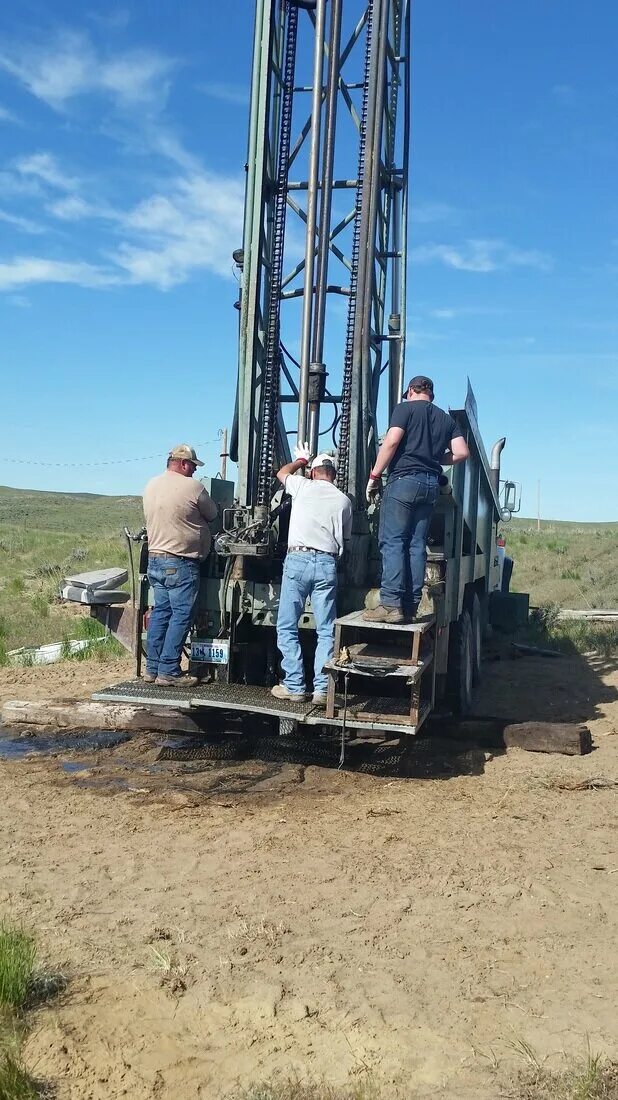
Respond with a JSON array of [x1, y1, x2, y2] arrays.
[[429, 716, 593, 755], [1, 699, 217, 735], [502, 722, 592, 755]]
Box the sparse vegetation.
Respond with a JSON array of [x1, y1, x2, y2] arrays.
[[0, 926, 36, 1011], [518, 1052, 618, 1099], [233, 1077, 384, 1100], [0, 1051, 39, 1100], [505, 519, 618, 611], [0, 920, 63, 1099], [0, 484, 142, 652], [524, 604, 617, 659]]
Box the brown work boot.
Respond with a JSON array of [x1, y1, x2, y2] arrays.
[[311, 692, 328, 707], [362, 605, 404, 624], [142, 672, 157, 683], [156, 674, 200, 688]]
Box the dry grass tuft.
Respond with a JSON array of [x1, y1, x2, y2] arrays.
[[227, 918, 288, 948], [539, 776, 618, 792], [233, 1076, 385, 1100], [518, 1053, 618, 1099]]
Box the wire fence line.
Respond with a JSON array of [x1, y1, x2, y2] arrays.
[[0, 438, 223, 469]]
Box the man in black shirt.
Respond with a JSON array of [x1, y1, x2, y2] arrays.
[[364, 375, 469, 623]]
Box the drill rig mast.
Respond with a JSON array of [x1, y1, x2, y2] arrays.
[[224, 0, 410, 557]]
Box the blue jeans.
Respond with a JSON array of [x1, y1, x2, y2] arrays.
[[378, 473, 439, 610], [146, 554, 200, 678], [277, 551, 338, 695]]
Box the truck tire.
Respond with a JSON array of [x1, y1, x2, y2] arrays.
[[471, 592, 483, 685], [447, 608, 474, 715]]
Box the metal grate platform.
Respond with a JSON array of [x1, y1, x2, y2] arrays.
[[93, 679, 316, 719], [93, 679, 429, 736]]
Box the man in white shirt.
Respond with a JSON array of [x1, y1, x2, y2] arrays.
[[272, 445, 352, 706]]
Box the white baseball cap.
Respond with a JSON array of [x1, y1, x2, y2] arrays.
[[311, 452, 337, 471]]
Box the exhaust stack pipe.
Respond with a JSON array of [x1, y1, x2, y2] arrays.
[[490, 437, 506, 495]]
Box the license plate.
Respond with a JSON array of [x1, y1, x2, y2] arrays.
[[191, 638, 230, 665]]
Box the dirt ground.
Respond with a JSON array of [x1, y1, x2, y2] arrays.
[[0, 646, 616, 1099]]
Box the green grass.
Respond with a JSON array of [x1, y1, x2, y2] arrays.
[[0, 484, 143, 652], [0, 927, 36, 1012], [0, 1051, 39, 1100], [0, 920, 63, 1099], [503, 518, 618, 611], [523, 604, 618, 659]]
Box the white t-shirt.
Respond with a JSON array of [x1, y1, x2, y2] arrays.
[[285, 475, 353, 556]]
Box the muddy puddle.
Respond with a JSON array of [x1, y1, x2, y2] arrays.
[[0, 727, 132, 761], [0, 724, 317, 801], [0, 721, 490, 806]]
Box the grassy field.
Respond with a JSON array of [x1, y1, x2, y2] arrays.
[[0, 484, 616, 656], [0, 485, 143, 655], [504, 517, 618, 610]]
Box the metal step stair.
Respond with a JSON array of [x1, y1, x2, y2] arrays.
[[324, 610, 438, 734]]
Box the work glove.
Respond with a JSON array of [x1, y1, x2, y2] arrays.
[[366, 475, 382, 504], [294, 441, 312, 466]]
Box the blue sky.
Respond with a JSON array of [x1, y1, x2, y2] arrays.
[[0, 1, 616, 521]]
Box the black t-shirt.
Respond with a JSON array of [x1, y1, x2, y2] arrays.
[[387, 400, 463, 480]]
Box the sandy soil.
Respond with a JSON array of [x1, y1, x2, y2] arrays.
[[0, 647, 616, 1099], [0, 655, 134, 709]]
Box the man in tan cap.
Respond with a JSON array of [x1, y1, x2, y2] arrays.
[[143, 445, 217, 686]]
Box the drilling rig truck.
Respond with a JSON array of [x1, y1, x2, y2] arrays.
[[93, 0, 519, 744]]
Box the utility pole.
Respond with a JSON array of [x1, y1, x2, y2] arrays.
[[220, 428, 229, 480], [537, 479, 541, 532]]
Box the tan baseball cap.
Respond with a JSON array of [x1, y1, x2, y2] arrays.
[[168, 444, 204, 467]]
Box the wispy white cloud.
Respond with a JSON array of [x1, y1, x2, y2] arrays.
[[46, 195, 98, 220], [0, 30, 175, 111], [0, 208, 45, 234], [0, 257, 119, 292], [0, 149, 245, 293], [5, 294, 31, 308], [0, 170, 44, 199], [15, 152, 81, 192], [429, 308, 461, 320], [196, 82, 248, 107], [0, 104, 19, 124], [552, 83, 577, 106], [87, 9, 131, 31], [428, 305, 506, 320], [411, 201, 459, 224], [0, 27, 245, 297], [406, 328, 449, 347], [411, 239, 552, 274], [111, 173, 245, 288]]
